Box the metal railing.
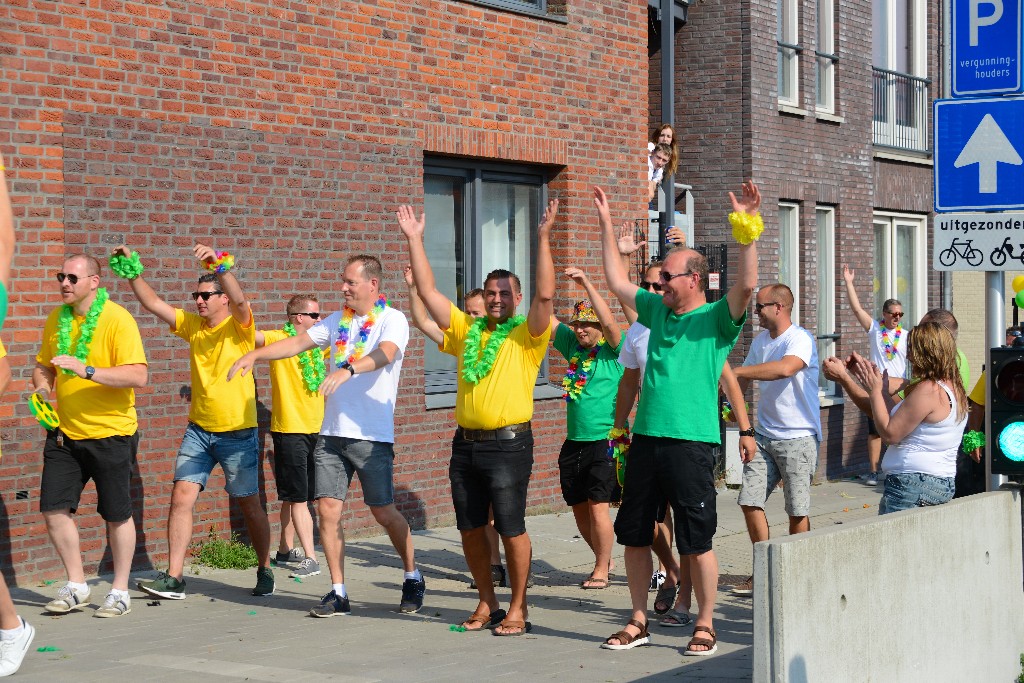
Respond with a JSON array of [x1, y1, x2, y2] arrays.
[[872, 67, 931, 153]]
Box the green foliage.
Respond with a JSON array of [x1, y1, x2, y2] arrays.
[[1016, 653, 1024, 683], [190, 527, 258, 570]]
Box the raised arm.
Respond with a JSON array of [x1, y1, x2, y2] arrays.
[[726, 180, 760, 322], [403, 265, 443, 345], [397, 205, 454, 330], [842, 265, 874, 332], [527, 198, 557, 338], [595, 187, 640, 311], [113, 245, 177, 327], [565, 266, 622, 349], [0, 152, 13, 291], [617, 221, 642, 325], [195, 243, 250, 327]]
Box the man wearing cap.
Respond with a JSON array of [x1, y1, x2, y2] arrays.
[[550, 268, 623, 590]]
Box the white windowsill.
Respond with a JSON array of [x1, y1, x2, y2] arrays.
[[778, 104, 809, 117], [814, 111, 844, 123], [819, 395, 845, 408], [873, 150, 933, 166]]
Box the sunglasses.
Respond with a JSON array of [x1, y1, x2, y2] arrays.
[[754, 301, 780, 313], [659, 270, 696, 283], [191, 291, 224, 301], [640, 281, 663, 292], [57, 272, 90, 285], [885, 311, 904, 319], [290, 311, 321, 320]]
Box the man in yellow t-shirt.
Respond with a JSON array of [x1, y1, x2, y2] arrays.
[[115, 243, 273, 600], [399, 199, 557, 637], [32, 254, 148, 619], [258, 294, 326, 578]]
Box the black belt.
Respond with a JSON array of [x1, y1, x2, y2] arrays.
[[457, 421, 531, 442]]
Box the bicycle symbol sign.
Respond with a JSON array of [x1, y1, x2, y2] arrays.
[[934, 212, 1024, 271]]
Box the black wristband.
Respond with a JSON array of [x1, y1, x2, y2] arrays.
[[738, 428, 755, 437]]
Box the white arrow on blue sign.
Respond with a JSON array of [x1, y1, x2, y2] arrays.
[[935, 97, 1024, 212], [952, 0, 1022, 96]]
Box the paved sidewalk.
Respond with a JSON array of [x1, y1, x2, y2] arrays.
[[8, 480, 881, 682]]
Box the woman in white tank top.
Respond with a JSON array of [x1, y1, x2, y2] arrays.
[[849, 323, 968, 514]]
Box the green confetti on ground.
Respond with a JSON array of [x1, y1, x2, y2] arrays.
[[43, 580, 54, 586], [37, 646, 61, 652], [449, 625, 466, 632], [293, 577, 302, 583], [247, 610, 257, 615]]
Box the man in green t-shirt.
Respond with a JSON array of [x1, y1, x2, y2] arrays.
[[550, 268, 623, 590], [595, 181, 761, 657]]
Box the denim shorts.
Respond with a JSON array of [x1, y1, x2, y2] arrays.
[[737, 433, 819, 517], [174, 423, 260, 497], [878, 472, 955, 515], [313, 436, 395, 506], [449, 430, 534, 537]]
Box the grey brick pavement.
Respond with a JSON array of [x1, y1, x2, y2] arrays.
[[7, 480, 881, 682]]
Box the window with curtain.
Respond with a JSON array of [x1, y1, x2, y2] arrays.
[[778, 203, 801, 323], [816, 206, 837, 395], [873, 213, 926, 324]]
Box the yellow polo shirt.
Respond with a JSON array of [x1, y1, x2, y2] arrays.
[[441, 303, 549, 430], [969, 371, 986, 406], [36, 301, 147, 440], [263, 328, 325, 434], [173, 309, 256, 432]]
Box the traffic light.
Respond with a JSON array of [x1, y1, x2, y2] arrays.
[[988, 347, 1024, 476]]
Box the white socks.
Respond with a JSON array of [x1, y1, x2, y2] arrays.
[[333, 583, 346, 598], [404, 569, 422, 582]]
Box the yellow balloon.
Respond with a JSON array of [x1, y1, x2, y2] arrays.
[[1013, 275, 1024, 293]]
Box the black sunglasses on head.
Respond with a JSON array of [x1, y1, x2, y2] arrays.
[[191, 291, 224, 301], [290, 311, 321, 320]]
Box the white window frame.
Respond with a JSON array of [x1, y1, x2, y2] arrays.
[[872, 0, 929, 149], [872, 211, 927, 325], [778, 203, 801, 324], [816, 0, 837, 114], [778, 0, 801, 106], [816, 206, 837, 396]]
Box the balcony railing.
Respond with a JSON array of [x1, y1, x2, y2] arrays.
[[872, 67, 931, 154]]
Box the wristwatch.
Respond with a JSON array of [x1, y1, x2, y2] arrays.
[[340, 362, 356, 377], [738, 427, 755, 437], [85, 365, 96, 381]]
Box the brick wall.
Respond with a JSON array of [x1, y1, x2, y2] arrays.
[[0, 0, 649, 583]]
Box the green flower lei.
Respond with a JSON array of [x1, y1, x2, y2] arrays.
[[108, 252, 144, 280], [284, 322, 327, 393], [56, 287, 108, 375], [461, 315, 526, 384]]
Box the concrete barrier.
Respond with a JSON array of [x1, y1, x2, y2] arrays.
[[753, 490, 1024, 682]]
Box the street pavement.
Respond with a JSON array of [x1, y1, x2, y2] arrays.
[[7, 480, 881, 682]]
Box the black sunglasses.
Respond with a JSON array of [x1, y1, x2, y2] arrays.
[[659, 270, 696, 283], [885, 311, 904, 319], [641, 281, 663, 292], [191, 291, 224, 301], [57, 272, 89, 285], [290, 311, 321, 320], [754, 301, 780, 313]]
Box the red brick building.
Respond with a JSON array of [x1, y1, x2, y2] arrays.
[[0, 0, 651, 582], [650, 0, 942, 479]]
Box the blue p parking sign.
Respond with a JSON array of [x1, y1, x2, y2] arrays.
[[952, 0, 1022, 96]]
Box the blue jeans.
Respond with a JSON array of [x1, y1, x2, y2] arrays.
[[878, 472, 955, 515], [174, 423, 260, 497]]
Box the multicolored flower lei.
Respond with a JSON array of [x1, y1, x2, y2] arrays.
[[880, 325, 903, 360], [284, 322, 327, 393], [204, 251, 235, 274], [335, 295, 387, 368], [461, 315, 526, 384], [56, 287, 108, 375], [562, 340, 604, 401], [608, 426, 631, 488]]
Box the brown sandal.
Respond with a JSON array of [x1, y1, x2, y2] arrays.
[[580, 575, 609, 589], [461, 608, 506, 631], [492, 619, 532, 636], [683, 624, 718, 656], [600, 618, 651, 650]]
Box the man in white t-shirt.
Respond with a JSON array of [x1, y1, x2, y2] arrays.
[[229, 255, 424, 618], [842, 264, 905, 485], [731, 284, 820, 597]]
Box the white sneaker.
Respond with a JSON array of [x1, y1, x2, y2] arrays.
[[45, 584, 91, 613], [94, 592, 131, 618], [649, 571, 666, 591], [0, 619, 35, 677]]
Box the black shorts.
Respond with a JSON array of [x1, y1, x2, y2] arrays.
[[40, 430, 139, 523], [867, 417, 879, 437], [449, 430, 534, 537], [613, 434, 717, 555], [558, 439, 617, 506], [271, 431, 318, 503]]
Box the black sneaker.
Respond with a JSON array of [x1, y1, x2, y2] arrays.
[[310, 590, 350, 618], [399, 577, 426, 613], [251, 567, 275, 596], [274, 548, 304, 566]]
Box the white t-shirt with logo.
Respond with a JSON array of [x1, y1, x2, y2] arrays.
[[306, 305, 409, 443], [618, 321, 651, 376], [743, 324, 821, 441], [868, 319, 907, 379]]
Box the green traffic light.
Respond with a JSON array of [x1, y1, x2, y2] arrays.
[[997, 421, 1024, 463]]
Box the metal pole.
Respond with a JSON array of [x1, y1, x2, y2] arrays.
[[986, 271, 1009, 491], [659, 0, 674, 258]]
